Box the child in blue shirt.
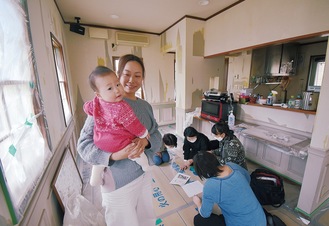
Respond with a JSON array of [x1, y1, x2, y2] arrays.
[[192, 151, 266, 226]]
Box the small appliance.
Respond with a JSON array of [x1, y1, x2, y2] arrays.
[[200, 100, 236, 122], [203, 90, 230, 102]]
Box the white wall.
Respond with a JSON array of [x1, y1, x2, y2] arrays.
[[238, 105, 315, 136], [64, 27, 176, 129], [185, 18, 224, 110], [204, 0, 329, 56], [65, 28, 176, 103], [162, 18, 225, 136]]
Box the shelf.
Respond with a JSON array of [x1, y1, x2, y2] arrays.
[[241, 103, 316, 115], [271, 73, 293, 76], [265, 82, 281, 85]]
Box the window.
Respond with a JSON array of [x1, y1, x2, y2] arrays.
[[112, 56, 144, 99], [307, 55, 325, 92], [0, 0, 51, 223], [51, 33, 72, 126]]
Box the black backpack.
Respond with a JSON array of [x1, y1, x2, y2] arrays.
[[250, 168, 285, 207]]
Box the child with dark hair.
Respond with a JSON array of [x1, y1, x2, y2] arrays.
[[153, 133, 177, 165], [192, 151, 266, 226], [210, 121, 247, 169], [180, 126, 210, 170]]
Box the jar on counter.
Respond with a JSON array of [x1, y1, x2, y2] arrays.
[[249, 94, 257, 104], [294, 94, 302, 109], [288, 96, 296, 108], [239, 94, 250, 104]]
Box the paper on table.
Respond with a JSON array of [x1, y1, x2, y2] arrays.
[[181, 181, 204, 197], [170, 173, 191, 186]]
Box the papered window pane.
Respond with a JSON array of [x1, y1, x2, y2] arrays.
[[0, 0, 52, 223]]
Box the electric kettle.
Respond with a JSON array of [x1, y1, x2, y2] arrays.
[[301, 92, 318, 111]]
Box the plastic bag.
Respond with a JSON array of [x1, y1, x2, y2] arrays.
[[185, 107, 201, 127], [63, 193, 106, 226]]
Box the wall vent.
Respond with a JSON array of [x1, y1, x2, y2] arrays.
[[89, 27, 108, 39], [115, 32, 149, 46]]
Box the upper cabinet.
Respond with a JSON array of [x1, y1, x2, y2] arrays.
[[251, 43, 299, 77]]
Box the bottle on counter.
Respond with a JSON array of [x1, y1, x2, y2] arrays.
[[266, 93, 273, 105], [271, 90, 278, 104], [228, 111, 235, 129], [288, 95, 296, 108], [294, 94, 302, 109]]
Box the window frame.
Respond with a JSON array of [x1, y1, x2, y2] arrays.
[[51, 33, 73, 126], [307, 55, 325, 93]]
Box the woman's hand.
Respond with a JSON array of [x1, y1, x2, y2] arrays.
[[128, 137, 149, 159], [180, 159, 193, 170], [155, 152, 162, 157], [110, 143, 137, 161], [109, 137, 149, 161]]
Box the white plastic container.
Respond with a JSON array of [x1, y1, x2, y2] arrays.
[[228, 111, 235, 129]]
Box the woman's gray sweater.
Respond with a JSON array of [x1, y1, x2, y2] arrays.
[[77, 97, 162, 192]]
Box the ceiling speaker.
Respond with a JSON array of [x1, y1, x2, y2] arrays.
[[70, 24, 85, 35], [69, 17, 85, 35]]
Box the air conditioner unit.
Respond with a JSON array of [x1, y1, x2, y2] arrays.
[[115, 32, 149, 47]]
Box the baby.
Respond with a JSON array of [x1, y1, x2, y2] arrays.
[[84, 66, 150, 186]]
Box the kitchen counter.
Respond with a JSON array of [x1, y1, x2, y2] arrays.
[[241, 103, 316, 115], [191, 116, 309, 183], [234, 123, 309, 184], [236, 124, 310, 159]]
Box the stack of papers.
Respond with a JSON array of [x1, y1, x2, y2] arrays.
[[170, 173, 204, 197], [170, 173, 191, 186], [182, 181, 204, 197]]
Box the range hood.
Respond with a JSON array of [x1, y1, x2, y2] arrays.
[[264, 43, 298, 76]]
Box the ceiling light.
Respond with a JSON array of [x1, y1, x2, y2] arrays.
[[199, 0, 209, 6], [111, 14, 119, 19]]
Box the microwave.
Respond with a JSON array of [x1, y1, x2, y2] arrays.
[[200, 100, 236, 122]]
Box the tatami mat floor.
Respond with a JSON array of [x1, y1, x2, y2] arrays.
[[79, 124, 329, 226]]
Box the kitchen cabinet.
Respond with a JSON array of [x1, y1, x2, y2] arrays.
[[192, 118, 308, 184], [238, 126, 308, 184], [251, 43, 299, 78]]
